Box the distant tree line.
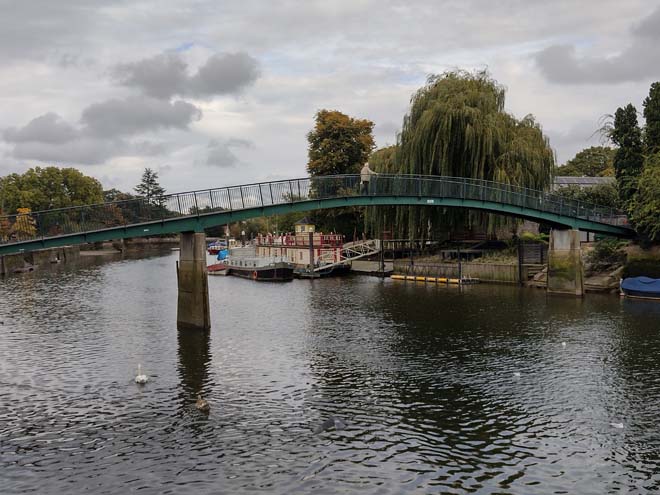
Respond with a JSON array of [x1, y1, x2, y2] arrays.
[[0, 166, 167, 241]]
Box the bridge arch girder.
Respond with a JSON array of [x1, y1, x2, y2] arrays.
[[0, 194, 634, 255]]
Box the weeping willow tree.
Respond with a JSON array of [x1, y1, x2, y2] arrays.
[[368, 70, 555, 238]]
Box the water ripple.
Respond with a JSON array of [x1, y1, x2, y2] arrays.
[[1, 251, 659, 494]]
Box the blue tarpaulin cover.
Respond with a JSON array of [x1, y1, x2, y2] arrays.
[[216, 249, 229, 260], [621, 277, 660, 296]]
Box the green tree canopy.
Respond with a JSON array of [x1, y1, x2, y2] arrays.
[[556, 146, 615, 177], [629, 152, 660, 242], [306, 110, 375, 176], [305, 110, 374, 237], [369, 145, 397, 173], [643, 82, 660, 155], [0, 166, 103, 214], [554, 183, 621, 209], [134, 168, 165, 204], [610, 103, 644, 203], [103, 188, 136, 202], [369, 70, 554, 238]]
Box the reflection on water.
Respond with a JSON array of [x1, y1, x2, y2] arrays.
[[177, 329, 211, 412], [0, 250, 659, 494]]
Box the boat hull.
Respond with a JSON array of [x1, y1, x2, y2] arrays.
[[620, 289, 660, 301], [294, 263, 352, 279], [229, 265, 294, 282], [620, 277, 660, 301], [207, 263, 229, 276]]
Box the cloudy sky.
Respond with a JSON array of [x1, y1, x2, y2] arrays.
[[1, 0, 659, 193]]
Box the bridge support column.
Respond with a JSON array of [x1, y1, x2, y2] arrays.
[[177, 232, 211, 331], [547, 229, 584, 297]]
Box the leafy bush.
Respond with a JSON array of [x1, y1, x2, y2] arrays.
[[629, 153, 660, 242], [519, 231, 549, 243], [623, 258, 660, 278], [586, 238, 627, 273]]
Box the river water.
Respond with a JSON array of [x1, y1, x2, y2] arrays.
[[1, 249, 659, 494]]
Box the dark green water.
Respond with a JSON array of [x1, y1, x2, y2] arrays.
[[1, 250, 659, 494]]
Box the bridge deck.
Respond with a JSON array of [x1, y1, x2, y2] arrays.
[[0, 175, 633, 255]]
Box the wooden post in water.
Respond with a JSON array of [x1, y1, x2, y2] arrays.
[[517, 238, 524, 286], [457, 243, 462, 281], [177, 231, 211, 331], [379, 229, 385, 277]]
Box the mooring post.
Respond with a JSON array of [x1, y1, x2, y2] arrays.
[[517, 238, 524, 286], [457, 242, 462, 281], [379, 229, 385, 277], [177, 231, 211, 331]]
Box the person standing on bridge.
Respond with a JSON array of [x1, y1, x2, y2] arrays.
[[360, 162, 377, 195]]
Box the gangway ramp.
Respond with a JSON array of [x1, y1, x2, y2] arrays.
[[314, 239, 381, 272]]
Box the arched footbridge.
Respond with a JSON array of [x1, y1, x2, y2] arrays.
[[0, 174, 634, 255]]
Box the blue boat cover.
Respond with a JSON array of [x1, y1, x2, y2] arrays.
[[621, 276, 660, 295], [216, 249, 229, 261]]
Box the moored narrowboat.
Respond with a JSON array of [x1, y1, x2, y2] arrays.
[[225, 256, 294, 282]]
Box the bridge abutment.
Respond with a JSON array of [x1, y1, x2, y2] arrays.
[[547, 229, 584, 297], [177, 232, 211, 331]]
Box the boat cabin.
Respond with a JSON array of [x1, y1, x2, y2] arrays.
[[255, 219, 344, 268]]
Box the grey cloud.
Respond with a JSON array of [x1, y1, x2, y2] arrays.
[[206, 138, 254, 168], [535, 7, 660, 84], [133, 140, 170, 156], [10, 137, 124, 164], [632, 7, 660, 39], [57, 54, 95, 69], [374, 121, 400, 142], [226, 137, 255, 149], [189, 53, 260, 97], [115, 52, 259, 99], [545, 120, 604, 165], [8, 135, 171, 165], [2, 105, 186, 164], [81, 97, 201, 137], [114, 53, 188, 99], [0, 0, 121, 61], [4, 113, 77, 144]]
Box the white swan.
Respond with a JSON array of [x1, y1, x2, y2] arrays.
[[135, 364, 149, 384]]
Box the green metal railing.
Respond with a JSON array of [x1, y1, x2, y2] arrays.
[[0, 174, 629, 246]]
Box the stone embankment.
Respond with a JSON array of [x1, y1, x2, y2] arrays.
[[0, 246, 80, 276], [1, 236, 180, 275]]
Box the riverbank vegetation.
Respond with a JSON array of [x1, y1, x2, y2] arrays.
[[605, 82, 660, 242], [366, 70, 554, 239]]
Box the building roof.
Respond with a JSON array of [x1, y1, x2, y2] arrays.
[[553, 176, 615, 186], [294, 216, 314, 225]]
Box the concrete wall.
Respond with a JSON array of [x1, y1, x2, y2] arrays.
[[547, 229, 584, 296], [394, 261, 521, 283], [0, 245, 80, 275]]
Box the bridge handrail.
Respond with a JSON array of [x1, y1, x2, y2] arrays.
[[0, 174, 628, 246]]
